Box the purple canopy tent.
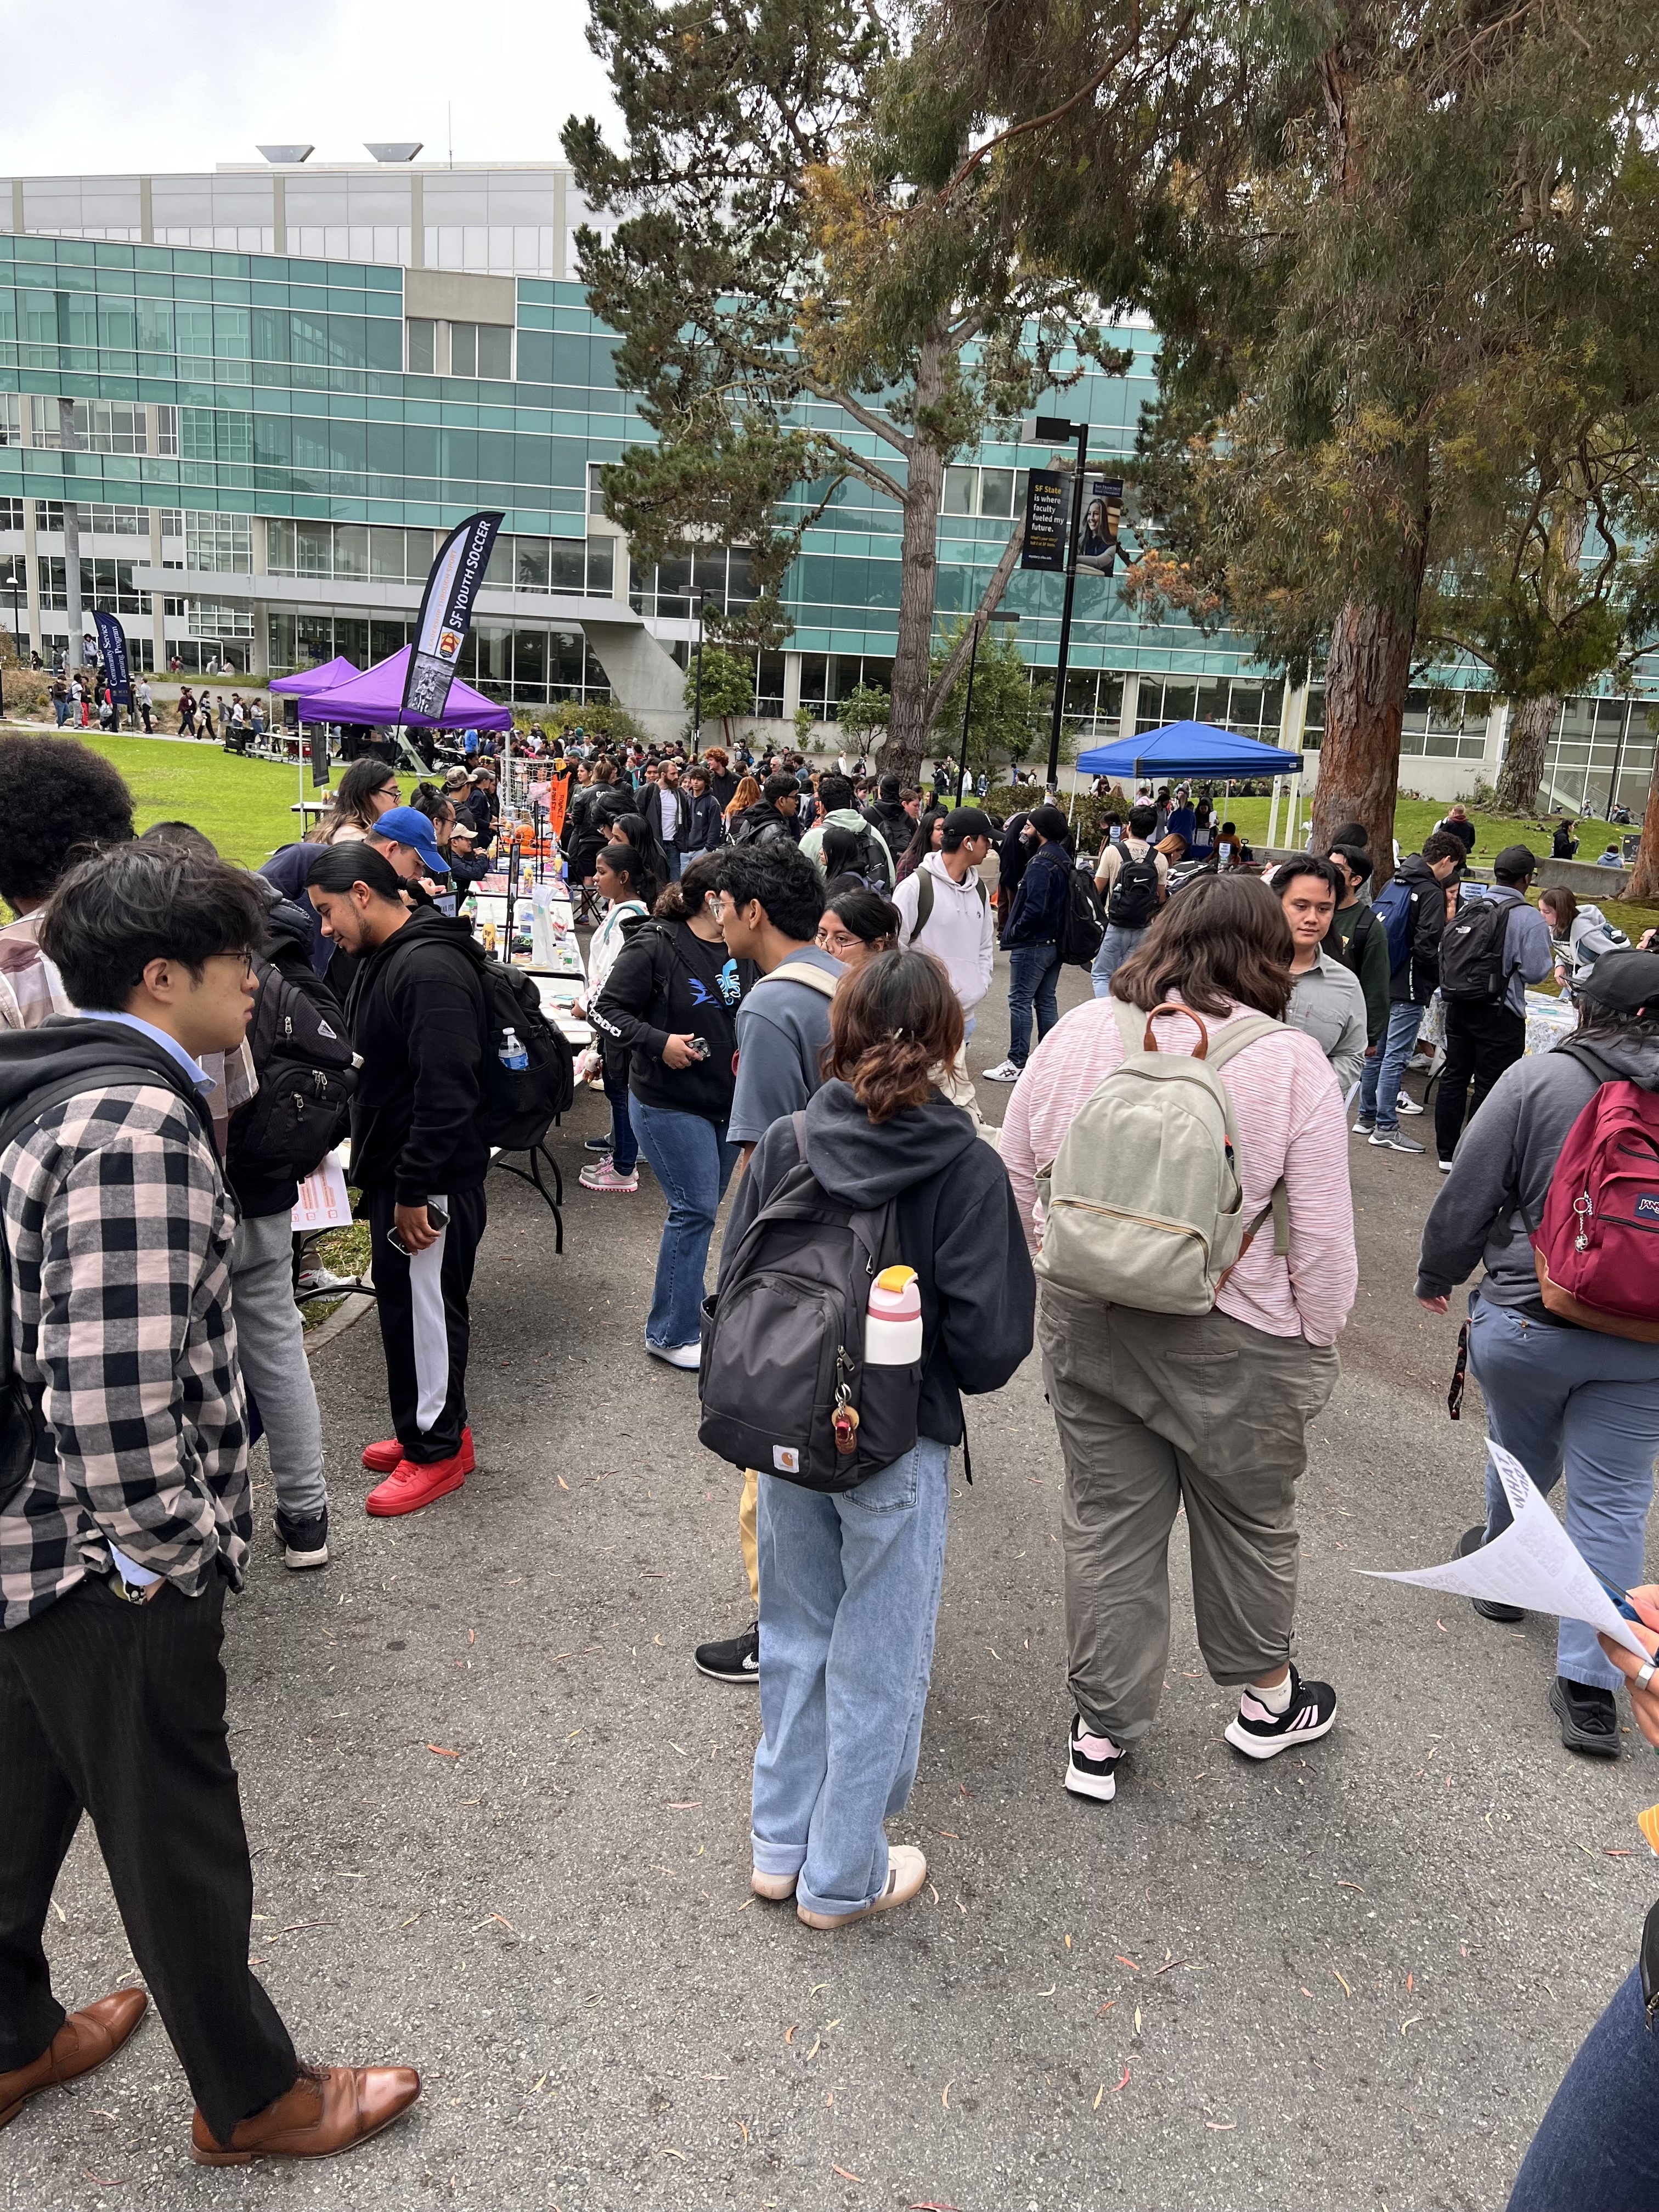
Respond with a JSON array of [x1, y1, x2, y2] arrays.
[[269, 656, 359, 697], [290, 644, 512, 731]]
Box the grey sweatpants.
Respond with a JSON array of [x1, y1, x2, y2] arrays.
[[1039, 1286, 1339, 1743], [229, 1209, 328, 1523]]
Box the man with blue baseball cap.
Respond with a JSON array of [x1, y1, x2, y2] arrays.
[[365, 806, 449, 890]]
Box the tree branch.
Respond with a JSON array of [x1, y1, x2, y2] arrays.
[[918, 514, 1028, 737], [936, 5, 1156, 205]]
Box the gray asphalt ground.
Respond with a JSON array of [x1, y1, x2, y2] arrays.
[[9, 953, 1654, 2212]]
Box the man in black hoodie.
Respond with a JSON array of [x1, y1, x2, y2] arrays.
[[1417, 951, 1659, 1760], [730, 772, 802, 848], [306, 843, 490, 1519], [1353, 831, 1464, 1150]]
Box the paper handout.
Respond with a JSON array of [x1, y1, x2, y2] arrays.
[[1361, 1438, 1651, 1662]]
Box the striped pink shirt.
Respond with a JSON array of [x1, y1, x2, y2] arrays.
[[998, 992, 1358, 1346]]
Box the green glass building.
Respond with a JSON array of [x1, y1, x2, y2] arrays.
[[0, 157, 1651, 809]]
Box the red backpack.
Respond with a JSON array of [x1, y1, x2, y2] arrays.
[[1530, 1074, 1659, 1340]]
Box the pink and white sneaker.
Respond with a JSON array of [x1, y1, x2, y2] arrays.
[[579, 1160, 639, 1194], [1224, 1664, 1338, 1759]]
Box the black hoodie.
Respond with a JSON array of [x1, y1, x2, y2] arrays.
[[225, 879, 352, 1220], [1387, 853, 1450, 1006], [591, 919, 751, 1121], [723, 1080, 1036, 1446], [345, 906, 490, 1200]]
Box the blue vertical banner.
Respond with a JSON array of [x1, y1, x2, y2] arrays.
[[402, 511, 504, 724], [92, 609, 132, 706]]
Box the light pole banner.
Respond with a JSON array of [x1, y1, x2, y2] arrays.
[[1076, 477, 1125, 577], [1020, 470, 1066, 572], [402, 511, 505, 723], [91, 609, 132, 706]]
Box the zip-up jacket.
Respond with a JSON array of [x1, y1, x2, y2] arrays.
[[345, 906, 490, 1200], [592, 919, 750, 1121]]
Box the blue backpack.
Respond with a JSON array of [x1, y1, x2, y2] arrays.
[[1367, 877, 1420, 975]]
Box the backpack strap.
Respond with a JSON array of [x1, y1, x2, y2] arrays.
[[768, 960, 840, 1001], [909, 870, 935, 944]]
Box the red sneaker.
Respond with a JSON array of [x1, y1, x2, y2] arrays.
[[365, 1450, 469, 1518], [361, 1427, 473, 1477]]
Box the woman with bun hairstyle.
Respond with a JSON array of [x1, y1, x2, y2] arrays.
[[731, 951, 1035, 1930]]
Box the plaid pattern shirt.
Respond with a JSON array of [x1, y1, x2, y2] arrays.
[[0, 1079, 250, 1632]]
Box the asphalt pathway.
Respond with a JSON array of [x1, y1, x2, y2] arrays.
[[10, 955, 1653, 2212]]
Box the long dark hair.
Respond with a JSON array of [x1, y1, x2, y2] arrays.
[[826, 949, 964, 1122], [823, 887, 900, 949], [313, 756, 396, 842], [612, 809, 670, 890], [653, 849, 724, 921], [1112, 872, 1294, 1021], [896, 806, 946, 882], [596, 840, 659, 907]]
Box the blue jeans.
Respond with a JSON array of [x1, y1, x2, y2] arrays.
[[751, 1438, 951, 1918], [629, 1099, 737, 1349], [1509, 1968, 1659, 2209], [1007, 944, 1061, 1066], [1091, 922, 1147, 998], [602, 1057, 638, 1172], [664, 849, 684, 881], [1469, 1295, 1659, 1690], [1357, 1000, 1424, 1127]]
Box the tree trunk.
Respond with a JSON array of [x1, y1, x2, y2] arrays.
[[1494, 694, 1558, 819], [1628, 754, 1659, 901], [1310, 595, 1417, 882], [881, 333, 949, 786]]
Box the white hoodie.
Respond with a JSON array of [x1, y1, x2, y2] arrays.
[[891, 849, 995, 1015]]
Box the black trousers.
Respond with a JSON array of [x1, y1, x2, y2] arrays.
[[1435, 999, 1526, 1164], [0, 1575, 298, 2142], [369, 1182, 487, 1463]]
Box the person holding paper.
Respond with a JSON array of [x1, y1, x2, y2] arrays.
[[1417, 949, 1659, 1758]]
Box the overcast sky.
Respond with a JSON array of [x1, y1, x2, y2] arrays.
[[4, 0, 620, 175]]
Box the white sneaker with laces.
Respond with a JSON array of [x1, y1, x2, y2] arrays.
[[1395, 1093, 1425, 1116], [980, 1058, 1023, 1084], [646, 1340, 701, 1370]]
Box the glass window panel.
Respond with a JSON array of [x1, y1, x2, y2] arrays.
[[979, 467, 1015, 520], [515, 538, 551, 590], [296, 522, 332, 578], [267, 518, 296, 574], [333, 523, 368, 580], [727, 548, 755, 602], [450, 321, 477, 377], [549, 542, 584, 592], [512, 628, 547, 687], [585, 538, 613, 595], [476, 324, 512, 381], [369, 526, 405, 580], [943, 466, 977, 516]]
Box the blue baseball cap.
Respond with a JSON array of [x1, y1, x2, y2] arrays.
[[371, 806, 448, 876]]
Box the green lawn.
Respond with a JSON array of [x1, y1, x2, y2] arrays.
[[52, 732, 309, 867]]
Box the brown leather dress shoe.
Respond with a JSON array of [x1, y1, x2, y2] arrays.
[[190, 2063, 421, 2165], [0, 1989, 149, 2128]]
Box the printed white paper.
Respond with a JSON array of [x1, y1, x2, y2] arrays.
[[1361, 1437, 1651, 1661], [292, 1149, 353, 1234]]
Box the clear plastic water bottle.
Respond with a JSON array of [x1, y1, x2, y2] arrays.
[[499, 1025, 529, 1072]]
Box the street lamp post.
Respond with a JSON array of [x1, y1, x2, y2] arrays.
[[689, 586, 707, 756], [955, 610, 1020, 805], [1032, 414, 1091, 792]]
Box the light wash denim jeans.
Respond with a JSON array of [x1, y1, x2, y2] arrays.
[[1356, 1000, 1424, 1129], [1469, 1295, 1659, 1691], [751, 1437, 951, 1918], [629, 1099, 737, 1349], [1090, 922, 1147, 998], [1006, 944, 1061, 1066]]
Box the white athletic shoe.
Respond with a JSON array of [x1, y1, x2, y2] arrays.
[[646, 1340, 701, 1370], [980, 1058, 1023, 1084]]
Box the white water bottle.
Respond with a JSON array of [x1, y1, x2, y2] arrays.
[[499, 1025, 529, 1072], [865, 1265, 923, 1364]]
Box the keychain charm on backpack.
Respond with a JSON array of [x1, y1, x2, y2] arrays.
[[832, 1386, 860, 1455]]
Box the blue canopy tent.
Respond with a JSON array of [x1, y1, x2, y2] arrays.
[[1074, 720, 1304, 780]]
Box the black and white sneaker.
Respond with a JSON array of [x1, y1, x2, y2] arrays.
[[275, 1507, 330, 1571], [695, 1621, 760, 1683], [582, 1135, 615, 1153], [1064, 1715, 1122, 1802], [1224, 1664, 1337, 1759]]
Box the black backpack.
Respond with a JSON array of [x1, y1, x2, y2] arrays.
[[698, 1116, 921, 1492], [1439, 893, 1514, 1004], [467, 943, 575, 1149], [227, 956, 357, 1186], [1057, 864, 1107, 968], [1106, 847, 1161, 928]]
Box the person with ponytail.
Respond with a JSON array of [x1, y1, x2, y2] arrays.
[[730, 951, 1035, 1930]]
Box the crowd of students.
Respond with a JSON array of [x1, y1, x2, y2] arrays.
[[1, 721, 1657, 2197]]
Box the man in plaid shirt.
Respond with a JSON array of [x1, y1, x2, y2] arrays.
[[0, 842, 420, 2165]]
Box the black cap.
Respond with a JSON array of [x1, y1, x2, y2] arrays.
[[1030, 804, 1071, 841], [1493, 843, 1538, 881], [1576, 950, 1659, 1015], [944, 806, 995, 841]]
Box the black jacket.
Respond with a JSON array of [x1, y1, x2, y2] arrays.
[[725, 1080, 1036, 1446], [865, 799, 913, 854], [707, 771, 740, 810], [227, 881, 351, 1220], [345, 907, 490, 1200], [1387, 854, 1450, 1006], [730, 800, 798, 848], [591, 919, 751, 1122], [682, 789, 726, 853], [261, 841, 331, 977], [1001, 841, 1071, 948]]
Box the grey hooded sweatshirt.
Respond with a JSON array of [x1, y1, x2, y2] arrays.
[[723, 1079, 1036, 1443], [1415, 1026, 1659, 1322]]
